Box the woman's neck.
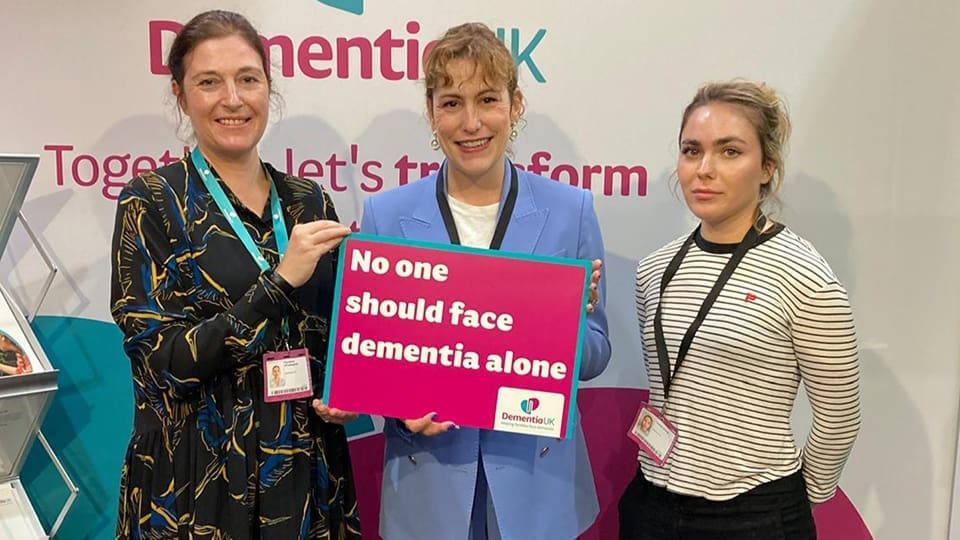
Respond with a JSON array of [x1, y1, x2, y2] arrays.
[[699, 210, 761, 244], [202, 147, 263, 188], [446, 166, 504, 206], [200, 146, 268, 212]]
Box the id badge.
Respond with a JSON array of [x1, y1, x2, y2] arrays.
[[263, 348, 313, 403], [627, 403, 678, 465]]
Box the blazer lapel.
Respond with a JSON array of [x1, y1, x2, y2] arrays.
[[499, 165, 547, 255], [399, 175, 451, 244]]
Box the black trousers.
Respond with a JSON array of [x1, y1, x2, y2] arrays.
[[618, 467, 816, 540]]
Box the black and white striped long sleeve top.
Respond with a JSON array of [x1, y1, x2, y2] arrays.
[[634, 225, 861, 503]]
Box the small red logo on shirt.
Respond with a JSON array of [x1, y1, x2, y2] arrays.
[[745, 293, 758, 302]]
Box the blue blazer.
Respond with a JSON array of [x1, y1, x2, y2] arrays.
[[361, 159, 611, 540]]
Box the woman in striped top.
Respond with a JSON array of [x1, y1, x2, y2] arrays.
[[618, 80, 861, 539]]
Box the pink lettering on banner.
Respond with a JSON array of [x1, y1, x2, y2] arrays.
[[42, 141, 647, 220], [46, 142, 647, 202], [44, 144, 186, 200], [323, 235, 590, 438], [148, 20, 182, 75], [520, 150, 647, 197], [148, 20, 436, 81]]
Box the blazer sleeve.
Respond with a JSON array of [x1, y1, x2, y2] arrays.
[[574, 189, 611, 381]]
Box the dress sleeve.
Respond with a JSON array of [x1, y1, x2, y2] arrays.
[[110, 176, 298, 400], [793, 281, 862, 503], [575, 189, 612, 381]]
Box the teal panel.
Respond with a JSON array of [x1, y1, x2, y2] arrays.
[[20, 316, 131, 540]]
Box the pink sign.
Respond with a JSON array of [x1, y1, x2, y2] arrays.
[[323, 234, 591, 439]]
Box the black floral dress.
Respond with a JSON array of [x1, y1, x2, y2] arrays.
[[110, 157, 361, 539]]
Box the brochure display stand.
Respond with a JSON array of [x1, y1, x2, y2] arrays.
[[0, 155, 77, 539]]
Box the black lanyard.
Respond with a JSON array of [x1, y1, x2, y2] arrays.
[[653, 218, 765, 400], [435, 161, 519, 250]]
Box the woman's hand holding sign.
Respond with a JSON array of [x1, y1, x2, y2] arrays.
[[276, 220, 351, 288], [403, 412, 458, 437], [311, 399, 359, 425], [586, 259, 602, 314]]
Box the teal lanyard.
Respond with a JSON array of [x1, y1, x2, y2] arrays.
[[190, 147, 288, 271]]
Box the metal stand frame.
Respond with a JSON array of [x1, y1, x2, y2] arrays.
[[34, 433, 78, 538], [11, 212, 76, 538], [16, 212, 58, 321]]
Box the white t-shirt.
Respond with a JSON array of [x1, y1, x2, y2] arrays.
[[447, 195, 499, 249]]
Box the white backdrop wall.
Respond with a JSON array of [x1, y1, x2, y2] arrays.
[[2, 1, 959, 538]]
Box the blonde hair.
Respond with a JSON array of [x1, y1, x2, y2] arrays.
[[680, 79, 791, 216], [423, 23, 521, 113]]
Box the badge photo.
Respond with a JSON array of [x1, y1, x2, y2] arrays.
[[263, 348, 313, 403], [627, 403, 678, 466]]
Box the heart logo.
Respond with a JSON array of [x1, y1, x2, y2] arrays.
[[521, 398, 540, 414], [745, 293, 758, 302]]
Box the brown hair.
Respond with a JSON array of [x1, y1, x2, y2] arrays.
[[680, 79, 792, 215], [423, 22, 522, 114], [166, 10, 281, 138], [167, 10, 271, 90]]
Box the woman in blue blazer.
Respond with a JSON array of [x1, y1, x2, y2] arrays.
[[359, 23, 612, 540]]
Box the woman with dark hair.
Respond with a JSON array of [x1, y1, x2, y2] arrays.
[[110, 10, 360, 539]]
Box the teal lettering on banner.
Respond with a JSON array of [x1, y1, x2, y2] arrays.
[[497, 27, 547, 83], [318, 0, 364, 15]]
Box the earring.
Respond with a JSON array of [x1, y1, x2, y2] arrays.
[[509, 122, 518, 141], [430, 131, 440, 150]]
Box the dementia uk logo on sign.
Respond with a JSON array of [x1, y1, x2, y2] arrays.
[[521, 398, 540, 414], [495, 387, 562, 436]]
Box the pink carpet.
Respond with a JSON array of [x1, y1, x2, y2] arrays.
[[347, 387, 871, 539]]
